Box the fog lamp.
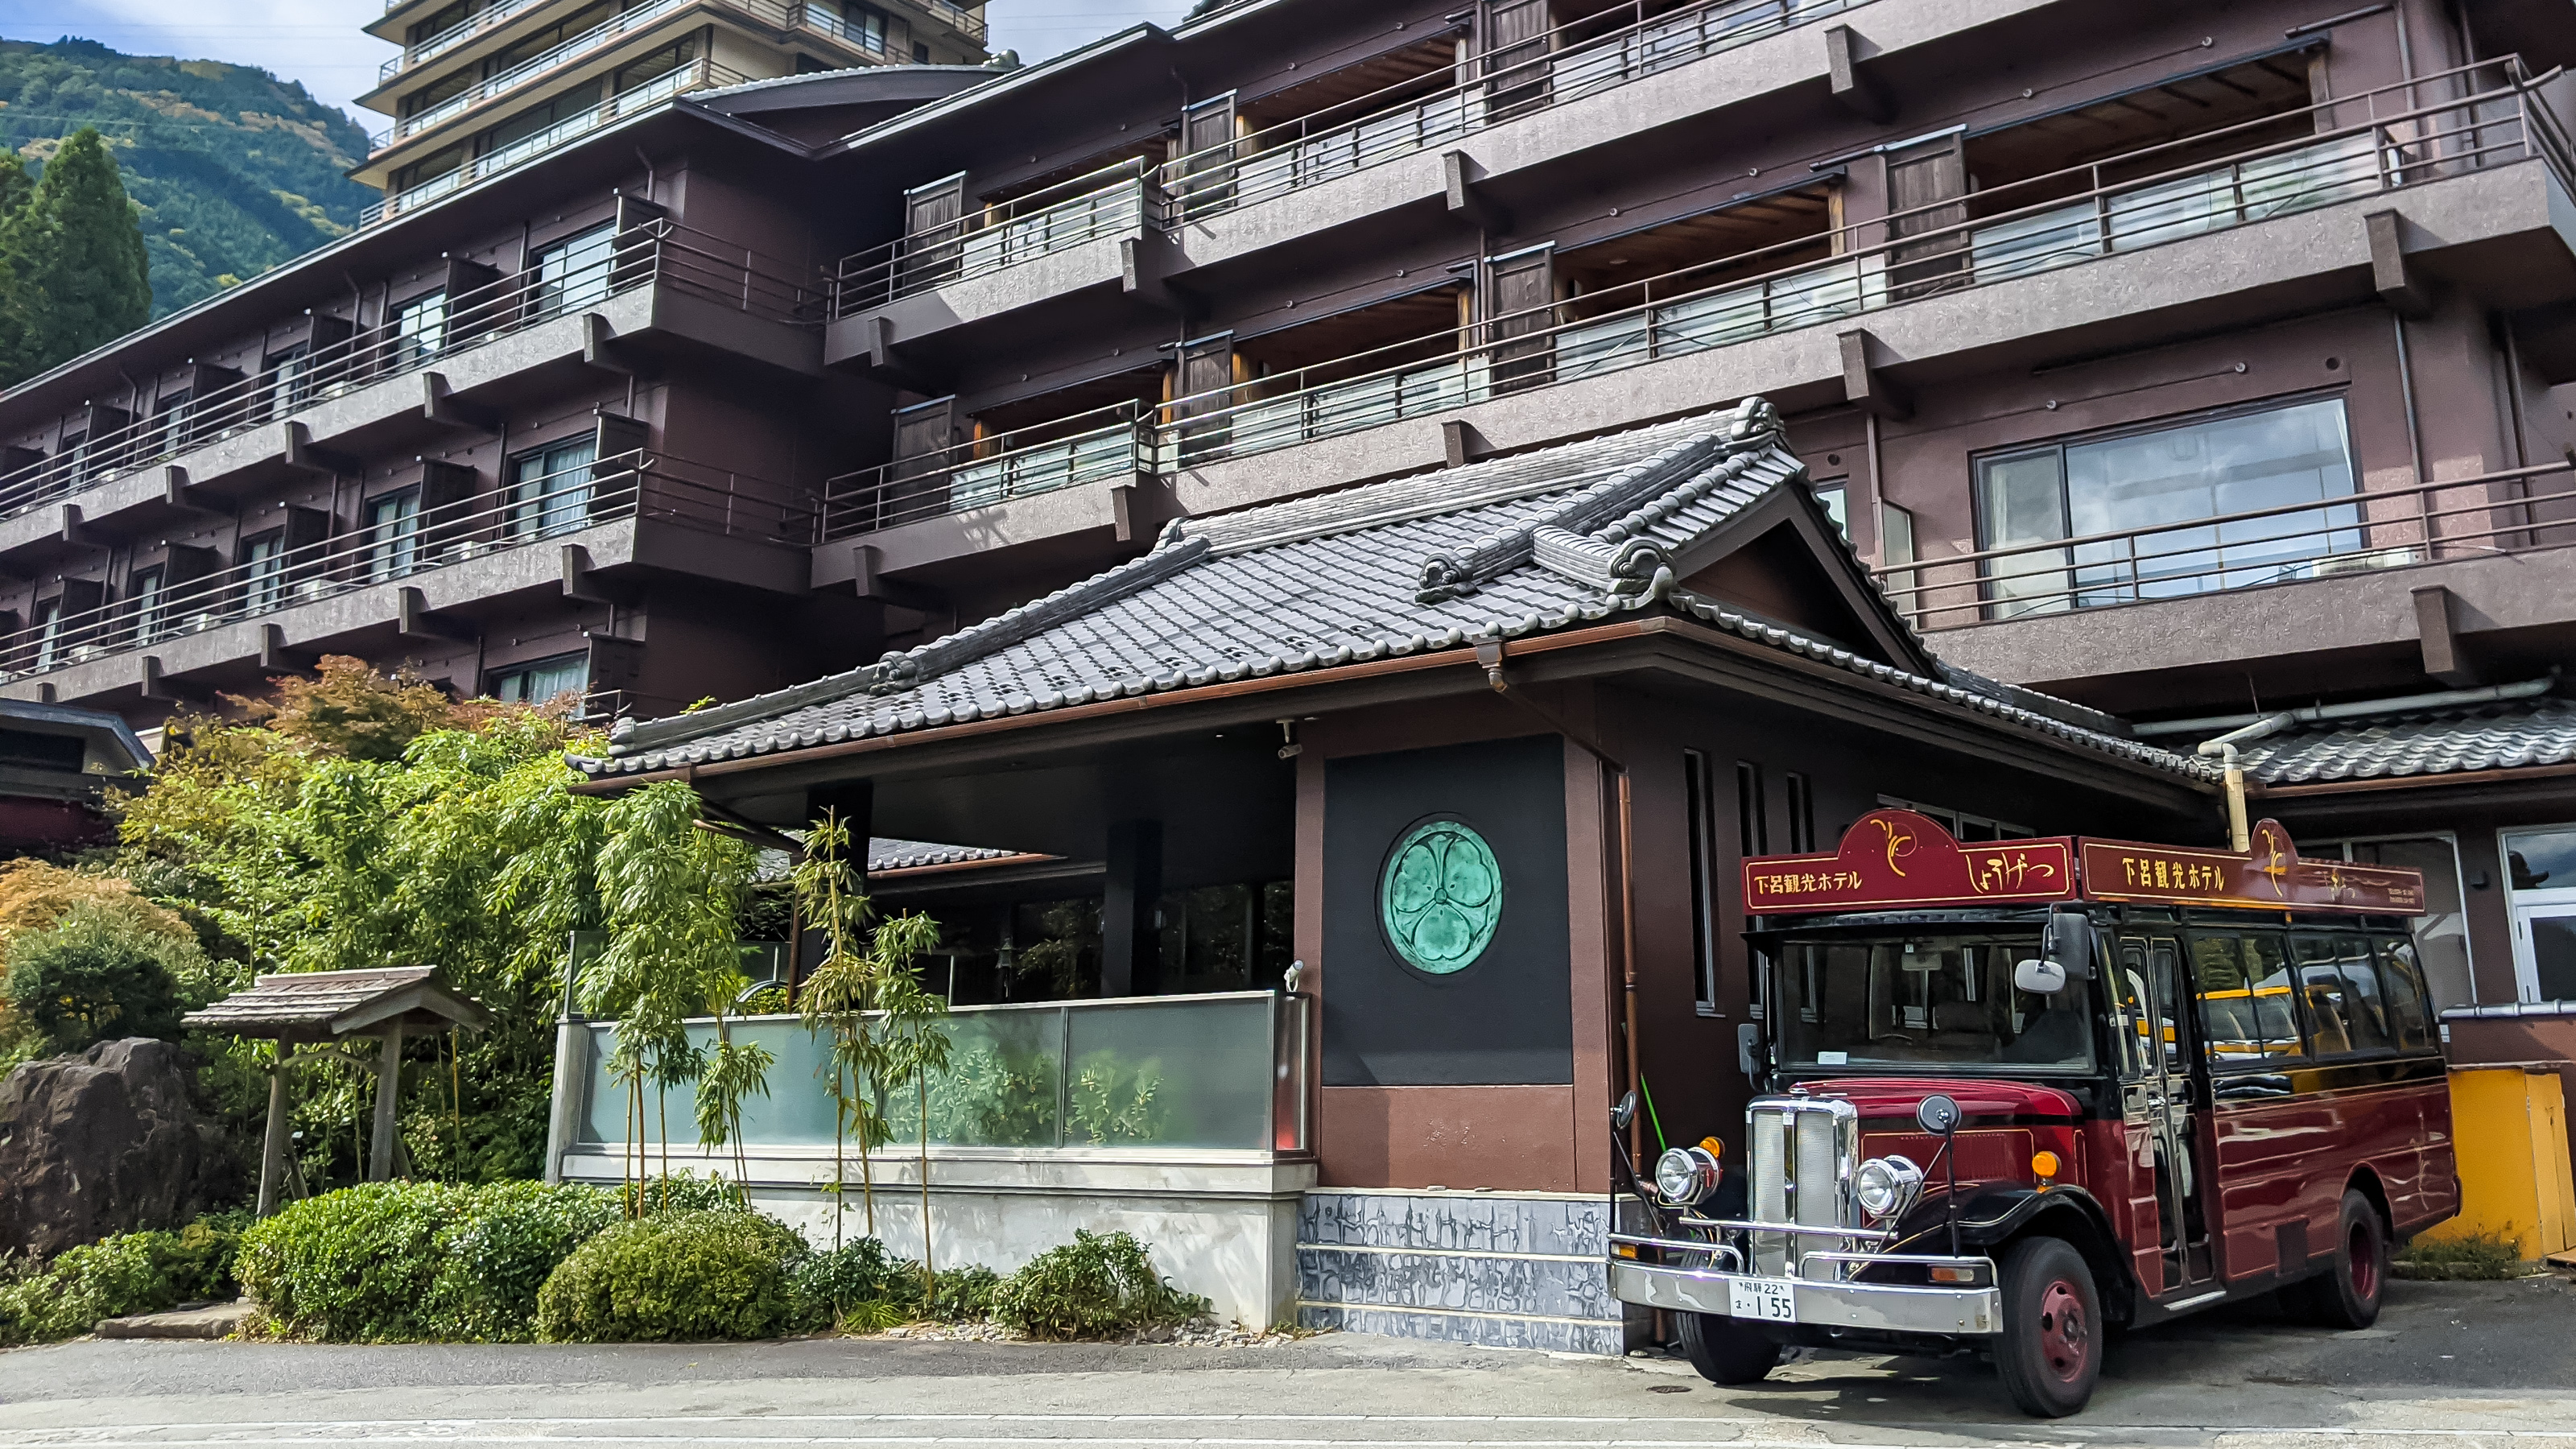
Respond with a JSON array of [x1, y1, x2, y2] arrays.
[[1654, 1146, 1723, 1206], [2031, 1150, 2062, 1183], [1853, 1154, 1925, 1220]]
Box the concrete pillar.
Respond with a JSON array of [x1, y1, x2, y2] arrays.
[[369, 1021, 405, 1182], [1100, 819, 1163, 998], [256, 1047, 293, 1216]]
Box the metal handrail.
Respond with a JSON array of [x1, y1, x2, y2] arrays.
[[828, 159, 1154, 316], [0, 450, 814, 682], [1141, 56, 2554, 473], [819, 400, 1149, 539], [379, 0, 543, 80], [1155, 0, 1860, 226], [1874, 458, 2576, 629], [362, 59, 749, 225], [0, 217, 815, 529]]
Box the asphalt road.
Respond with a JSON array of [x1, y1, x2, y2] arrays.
[[2, 1277, 2571, 1447]]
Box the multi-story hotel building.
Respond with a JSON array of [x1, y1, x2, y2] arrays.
[[2, 0, 2573, 1345]]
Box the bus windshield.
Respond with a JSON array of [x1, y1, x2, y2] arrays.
[[1773, 932, 2095, 1071]]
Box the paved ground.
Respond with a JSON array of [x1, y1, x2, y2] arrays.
[[2, 1278, 2571, 1447]]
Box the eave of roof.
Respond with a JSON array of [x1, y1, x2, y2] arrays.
[[2240, 697, 2576, 788]]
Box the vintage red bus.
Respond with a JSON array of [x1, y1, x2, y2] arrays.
[[1609, 808, 2458, 1417]]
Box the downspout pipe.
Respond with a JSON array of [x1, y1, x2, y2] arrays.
[[2134, 676, 2557, 737], [1476, 642, 1643, 1172], [2197, 714, 2294, 852]]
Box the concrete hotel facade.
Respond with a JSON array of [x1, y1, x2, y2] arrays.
[[2, 0, 2574, 1342]]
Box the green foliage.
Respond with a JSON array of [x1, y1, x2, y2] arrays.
[[2395, 1229, 2529, 1281], [0, 39, 371, 318], [3, 898, 209, 1053], [927, 1263, 1004, 1323], [991, 1230, 1208, 1341], [235, 1180, 634, 1342], [1069, 1051, 1169, 1145], [534, 1209, 807, 1344], [790, 1236, 910, 1325], [0, 126, 148, 382], [890, 1040, 1059, 1147], [0, 1218, 242, 1344]]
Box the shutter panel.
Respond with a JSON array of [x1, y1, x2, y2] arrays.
[[611, 193, 667, 293], [1484, 246, 1557, 394], [54, 578, 106, 616], [585, 633, 645, 701], [1169, 333, 1236, 462], [902, 174, 967, 291], [1885, 133, 1971, 301], [1480, 0, 1553, 117], [591, 414, 650, 520], [418, 459, 478, 560], [888, 396, 960, 518], [443, 254, 504, 344], [1176, 93, 1239, 210]]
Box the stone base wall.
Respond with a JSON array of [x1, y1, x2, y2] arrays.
[[1294, 1187, 1645, 1353]]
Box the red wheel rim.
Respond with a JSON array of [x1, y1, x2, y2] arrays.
[[2036, 1278, 2090, 1384], [2349, 1220, 2380, 1300]]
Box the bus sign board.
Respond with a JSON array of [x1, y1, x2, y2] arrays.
[[1742, 809, 2424, 917]]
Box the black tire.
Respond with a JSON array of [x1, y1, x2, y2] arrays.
[[1994, 1236, 2103, 1418], [1676, 1311, 1781, 1385], [2298, 1189, 2388, 1330]]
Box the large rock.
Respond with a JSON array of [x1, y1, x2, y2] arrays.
[[0, 1038, 238, 1257]]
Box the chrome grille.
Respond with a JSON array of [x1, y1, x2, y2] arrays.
[[1745, 1094, 1860, 1278]]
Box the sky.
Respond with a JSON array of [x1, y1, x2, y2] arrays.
[[0, 0, 1195, 121]]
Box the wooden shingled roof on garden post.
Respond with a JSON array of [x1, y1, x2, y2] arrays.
[[183, 966, 490, 1215]]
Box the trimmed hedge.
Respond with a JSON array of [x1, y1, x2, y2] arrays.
[[535, 1209, 807, 1343], [992, 1230, 1208, 1340]]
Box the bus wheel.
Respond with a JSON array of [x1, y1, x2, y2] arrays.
[[1675, 1311, 1781, 1385], [1996, 1237, 2103, 1418], [2299, 1190, 2387, 1330]]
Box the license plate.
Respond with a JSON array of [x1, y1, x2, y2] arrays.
[[1728, 1277, 1797, 1322]]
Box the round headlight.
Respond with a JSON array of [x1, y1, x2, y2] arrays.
[[1854, 1154, 1925, 1220], [1654, 1146, 1722, 1206]]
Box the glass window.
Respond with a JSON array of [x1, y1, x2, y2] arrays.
[[1975, 398, 2360, 620], [241, 531, 287, 612], [394, 291, 446, 367], [526, 223, 615, 316], [1683, 749, 1719, 1013], [1775, 932, 2092, 1071], [2193, 932, 2304, 1067], [31, 597, 62, 671], [1875, 795, 2033, 842], [2374, 939, 2437, 1052], [368, 489, 422, 581], [127, 566, 166, 645], [266, 345, 313, 414], [486, 651, 588, 704], [507, 436, 597, 539], [2506, 828, 2576, 893], [2326, 836, 2474, 1013], [2504, 826, 2576, 1004], [1811, 480, 1848, 537], [2293, 935, 2392, 1057]]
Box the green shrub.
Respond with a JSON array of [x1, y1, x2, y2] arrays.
[[992, 1230, 1208, 1340], [0, 1224, 238, 1344], [237, 1180, 625, 1342], [2, 900, 208, 1053], [535, 1209, 808, 1343], [2395, 1229, 2528, 1281], [927, 1264, 1003, 1323], [791, 1236, 910, 1327]]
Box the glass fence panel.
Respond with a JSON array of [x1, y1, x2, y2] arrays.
[[883, 1007, 1063, 1148], [1064, 995, 1272, 1149]]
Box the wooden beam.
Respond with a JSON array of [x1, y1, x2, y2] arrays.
[[368, 1022, 404, 1183], [256, 1049, 293, 1217]]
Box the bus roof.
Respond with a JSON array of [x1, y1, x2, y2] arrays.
[[1742, 810, 2427, 919]]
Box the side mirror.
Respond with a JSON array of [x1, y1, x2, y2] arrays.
[[1611, 1088, 1638, 1132], [1916, 1092, 1961, 1135], [1737, 1022, 1763, 1082], [2014, 957, 2069, 993], [2041, 908, 2096, 981]]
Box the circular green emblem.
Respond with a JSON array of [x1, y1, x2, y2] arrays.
[[1380, 818, 1503, 975]]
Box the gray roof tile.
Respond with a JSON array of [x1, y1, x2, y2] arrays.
[[2241, 698, 2576, 784], [581, 401, 2212, 785]]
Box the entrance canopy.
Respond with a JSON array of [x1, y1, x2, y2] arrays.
[[183, 965, 490, 1044]]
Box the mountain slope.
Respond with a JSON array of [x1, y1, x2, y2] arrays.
[[0, 39, 375, 319]]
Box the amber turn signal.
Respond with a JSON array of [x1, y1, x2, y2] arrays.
[[2031, 1150, 2062, 1180], [1929, 1265, 1979, 1285], [1699, 1136, 1724, 1158]]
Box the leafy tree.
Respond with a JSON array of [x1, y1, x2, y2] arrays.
[[2, 126, 150, 383], [2, 898, 208, 1053]]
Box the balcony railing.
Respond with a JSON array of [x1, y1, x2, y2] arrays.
[[1871, 460, 2576, 630], [0, 449, 814, 683], [1155, 0, 1859, 228], [379, 0, 543, 81], [915, 0, 985, 43], [571, 990, 1309, 1154], [827, 160, 1153, 316], [1145, 56, 2567, 474], [819, 402, 1148, 539], [0, 217, 815, 528]]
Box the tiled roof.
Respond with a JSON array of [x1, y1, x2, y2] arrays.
[[580, 401, 2211, 786], [2241, 697, 2576, 785], [182, 966, 489, 1039], [869, 836, 1027, 870]]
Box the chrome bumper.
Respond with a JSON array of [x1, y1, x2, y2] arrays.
[[1608, 1259, 2001, 1335]]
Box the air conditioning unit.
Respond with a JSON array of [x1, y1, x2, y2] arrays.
[[2301, 546, 2420, 578]]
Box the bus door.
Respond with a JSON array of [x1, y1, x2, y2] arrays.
[[2114, 935, 2214, 1294]]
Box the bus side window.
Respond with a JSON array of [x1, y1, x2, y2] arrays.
[[2112, 940, 2149, 1077], [2331, 935, 2392, 1054], [2292, 935, 2355, 1057], [2192, 933, 2306, 1067], [2149, 939, 2186, 1072], [2374, 937, 2437, 1054], [2244, 934, 2305, 1061]]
